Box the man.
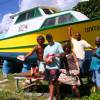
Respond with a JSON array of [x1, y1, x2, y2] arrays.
[[43, 34, 64, 100], [67, 27, 93, 75]]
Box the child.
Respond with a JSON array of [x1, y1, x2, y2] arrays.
[[62, 40, 81, 98], [17, 35, 46, 74]]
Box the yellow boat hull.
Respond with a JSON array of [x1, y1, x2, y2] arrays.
[[0, 18, 99, 53]]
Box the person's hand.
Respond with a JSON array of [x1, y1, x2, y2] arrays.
[[68, 26, 72, 31], [45, 54, 54, 64], [17, 55, 25, 61], [45, 56, 53, 64], [54, 54, 60, 57]]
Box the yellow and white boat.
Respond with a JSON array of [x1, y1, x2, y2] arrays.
[[0, 6, 99, 60]]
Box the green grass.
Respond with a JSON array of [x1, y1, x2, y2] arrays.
[[0, 68, 100, 100]]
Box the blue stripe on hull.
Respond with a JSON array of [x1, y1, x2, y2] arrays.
[[0, 52, 37, 63]]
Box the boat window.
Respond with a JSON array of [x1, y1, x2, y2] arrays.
[[15, 13, 27, 23], [52, 10, 57, 13], [27, 8, 41, 19], [15, 8, 41, 23], [26, 10, 34, 19], [42, 8, 53, 14], [42, 18, 55, 27], [58, 14, 77, 24], [34, 8, 41, 17], [41, 13, 77, 28]]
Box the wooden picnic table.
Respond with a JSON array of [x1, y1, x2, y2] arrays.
[[13, 70, 44, 92]]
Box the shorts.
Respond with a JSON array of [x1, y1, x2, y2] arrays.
[[38, 61, 45, 73], [92, 70, 100, 87], [45, 69, 60, 84]]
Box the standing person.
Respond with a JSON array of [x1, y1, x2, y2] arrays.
[[17, 35, 46, 73], [67, 27, 93, 75], [0, 60, 22, 83], [62, 40, 80, 98], [90, 37, 100, 91], [0, 60, 10, 83], [43, 34, 64, 100], [2, 60, 10, 79]]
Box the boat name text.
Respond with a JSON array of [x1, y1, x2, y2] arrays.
[[85, 25, 100, 33], [18, 24, 28, 32]]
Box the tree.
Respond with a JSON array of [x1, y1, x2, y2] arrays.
[[73, 0, 100, 19]]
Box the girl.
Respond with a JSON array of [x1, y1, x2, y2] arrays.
[[62, 40, 81, 98]]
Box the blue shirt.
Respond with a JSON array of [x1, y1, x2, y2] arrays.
[[43, 42, 64, 69], [90, 47, 100, 70]]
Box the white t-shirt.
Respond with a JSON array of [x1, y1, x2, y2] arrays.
[[43, 42, 64, 69], [71, 38, 91, 60]]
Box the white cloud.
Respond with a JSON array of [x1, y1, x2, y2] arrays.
[[0, 13, 13, 33], [80, 0, 89, 2], [19, 0, 80, 11]]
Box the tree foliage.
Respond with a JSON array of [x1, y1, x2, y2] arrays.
[[73, 0, 100, 19]]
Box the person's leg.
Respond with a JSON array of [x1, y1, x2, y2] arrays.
[[47, 69, 60, 100], [49, 82, 55, 100], [55, 81, 60, 100], [78, 59, 84, 75], [95, 70, 100, 90], [78, 59, 85, 84], [91, 71, 96, 92], [71, 85, 80, 99], [2, 60, 11, 79]]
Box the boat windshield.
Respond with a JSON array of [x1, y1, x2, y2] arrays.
[[15, 8, 42, 24], [42, 8, 53, 14], [42, 8, 56, 14], [41, 13, 78, 28]]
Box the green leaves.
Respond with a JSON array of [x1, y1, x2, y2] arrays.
[[73, 0, 100, 19]]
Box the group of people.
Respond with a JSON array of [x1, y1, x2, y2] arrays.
[[1, 27, 100, 100]]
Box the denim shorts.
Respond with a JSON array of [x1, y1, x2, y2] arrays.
[[92, 70, 100, 87], [44, 69, 60, 84]]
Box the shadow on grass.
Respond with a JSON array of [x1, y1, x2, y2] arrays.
[[24, 81, 93, 99], [6, 98, 21, 100]]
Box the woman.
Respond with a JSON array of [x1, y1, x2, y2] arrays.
[[90, 37, 100, 92]]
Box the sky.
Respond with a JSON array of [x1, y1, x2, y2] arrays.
[[0, 0, 19, 22], [0, 0, 89, 33]]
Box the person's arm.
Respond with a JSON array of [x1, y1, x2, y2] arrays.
[[72, 52, 80, 70], [94, 53, 100, 59], [94, 48, 100, 59], [43, 48, 48, 64], [54, 53, 65, 58], [24, 46, 37, 60], [67, 26, 73, 40], [83, 40, 94, 50]]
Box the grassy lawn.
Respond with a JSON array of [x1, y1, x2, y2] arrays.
[[0, 68, 100, 100]]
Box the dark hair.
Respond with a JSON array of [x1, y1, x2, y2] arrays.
[[63, 40, 72, 52], [95, 37, 100, 42], [46, 34, 53, 40], [37, 35, 45, 42]]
